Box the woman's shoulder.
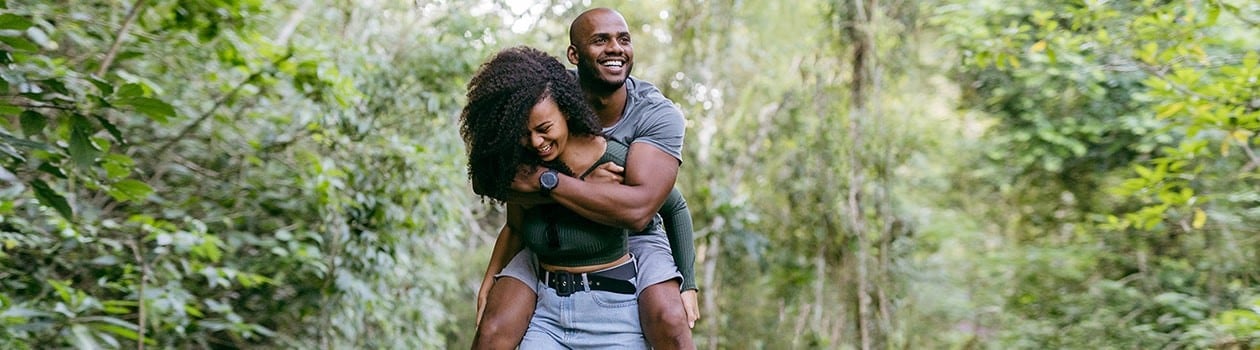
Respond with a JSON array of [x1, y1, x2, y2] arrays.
[[602, 136, 630, 162]]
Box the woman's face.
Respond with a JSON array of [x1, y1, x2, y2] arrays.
[[520, 95, 569, 162]]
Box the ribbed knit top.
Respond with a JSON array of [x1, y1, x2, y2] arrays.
[[519, 139, 698, 290]]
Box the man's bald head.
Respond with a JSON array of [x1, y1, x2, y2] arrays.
[[569, 8, 626, 47], [567, 7, 634, 92]]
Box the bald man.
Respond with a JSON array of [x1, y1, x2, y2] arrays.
[[473, 8, 698, 350]]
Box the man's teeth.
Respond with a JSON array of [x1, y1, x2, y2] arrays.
[[603, 61, 623, 67]]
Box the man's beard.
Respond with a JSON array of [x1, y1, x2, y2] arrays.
[[577, 61, 629, 93]]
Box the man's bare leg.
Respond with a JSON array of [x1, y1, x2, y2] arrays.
[[472, 278, 536, 350], [640, 279, 694, 349]]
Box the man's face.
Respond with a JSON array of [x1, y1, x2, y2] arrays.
[[568, 10, 634, 90]]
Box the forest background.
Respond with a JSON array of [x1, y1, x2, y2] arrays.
[[1, 0, 1258, 348]]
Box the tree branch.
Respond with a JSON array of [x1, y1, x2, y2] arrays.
[[127, 239, 148, 350], [151, 51, 293, 158], [97, 0, 148, 76]]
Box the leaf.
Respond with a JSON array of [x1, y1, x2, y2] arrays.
[[91, 324, 141, 342], [115, 83, 143, 99], [20, 110, 45, 137], [0, 103, 20, 116], [30, 179, 73, 219], [38, 162, 66, 179], [0, 35, 37, 52], [89, 77, 114, 95], [69, 324, 101, 350], [102, 154, 132, 180], [1207, 3, 1221, 25], [69, 114, 100, 168], [0, 13, 32, 30], [1231, 129, 1251, 144], [1030, 40, 1047, 53], [114, 97, 173, 122], [1134, 165, 1153, 179], [0, 129, 50, 150], [94, 115, 125, 144], [108, 179, 152, 202], [1156, 102, 1185, 119], [1192, 208, 1206, 229]]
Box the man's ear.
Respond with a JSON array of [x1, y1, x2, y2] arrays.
[[567, 45, 579, 65]]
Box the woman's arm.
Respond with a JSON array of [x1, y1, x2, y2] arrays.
[[476, 205, 525, 325], [658, 189, 697, 292]]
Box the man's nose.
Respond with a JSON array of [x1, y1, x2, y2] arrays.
[[606, 41, 624, 54]]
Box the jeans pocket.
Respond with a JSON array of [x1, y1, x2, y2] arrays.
[[590, 290, 638, 308]]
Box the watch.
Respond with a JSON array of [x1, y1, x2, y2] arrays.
[[539, 169, 560, 195]]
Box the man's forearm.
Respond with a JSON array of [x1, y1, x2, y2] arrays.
[[550, 176, 665, 231], [551, 144, 680, 231]]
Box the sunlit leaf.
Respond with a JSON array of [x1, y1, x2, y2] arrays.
[[1231, 129, 1251, 144], [1192, 208, 1206, 229], [1030, 40, 1047, 53], [1156, 102, 1184, 119]]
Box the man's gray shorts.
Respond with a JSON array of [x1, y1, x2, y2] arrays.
[[496, 231, 683, 297]]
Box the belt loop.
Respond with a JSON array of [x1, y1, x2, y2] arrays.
[[581, 273, 590, 292]]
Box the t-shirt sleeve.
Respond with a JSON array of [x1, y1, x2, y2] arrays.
[[632, 101, 685, 164]]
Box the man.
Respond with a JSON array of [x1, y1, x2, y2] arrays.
[[473, 8, 698, 349]]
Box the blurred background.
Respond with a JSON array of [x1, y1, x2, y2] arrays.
[[1, 0, 1258, 348]]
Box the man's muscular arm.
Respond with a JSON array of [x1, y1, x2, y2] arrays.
[[513, 143, 678, 231]]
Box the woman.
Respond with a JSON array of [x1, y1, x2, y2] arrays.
[[460, 46, 695, 348]]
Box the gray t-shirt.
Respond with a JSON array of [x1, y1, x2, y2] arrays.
[[601, 76, 686, 164]]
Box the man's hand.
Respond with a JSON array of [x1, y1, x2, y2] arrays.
[[510, 165, 544, 193], [475, 274, 495, 327], [584, 162, 624, 184], [682, 290, 700, 328]]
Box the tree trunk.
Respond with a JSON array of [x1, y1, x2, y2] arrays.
[[843, 0, 879, 348]]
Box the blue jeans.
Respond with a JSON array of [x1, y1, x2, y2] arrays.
[[519, 261, 649, 349]]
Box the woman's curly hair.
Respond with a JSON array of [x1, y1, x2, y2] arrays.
[[460, 46, 602, 201]]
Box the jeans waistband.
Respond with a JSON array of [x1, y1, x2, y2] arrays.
[[538, 258, 637, 297]]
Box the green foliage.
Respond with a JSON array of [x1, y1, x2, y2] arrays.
[[943, 0, 1260, 347], [2, 0, 1255, 348], [1, 0, 482, 348]]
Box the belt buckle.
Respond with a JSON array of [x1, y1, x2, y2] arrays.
[[552, 271, 579, 297]]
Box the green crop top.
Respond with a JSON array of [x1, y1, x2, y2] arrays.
[[519, 139, 698, 291]]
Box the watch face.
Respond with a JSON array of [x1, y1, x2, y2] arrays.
[[541, 171, 559, 190]]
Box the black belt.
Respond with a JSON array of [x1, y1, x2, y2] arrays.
[[539, 260, 637, 297]]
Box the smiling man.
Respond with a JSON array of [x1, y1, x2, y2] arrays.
[[473, 7, 699, 350]]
